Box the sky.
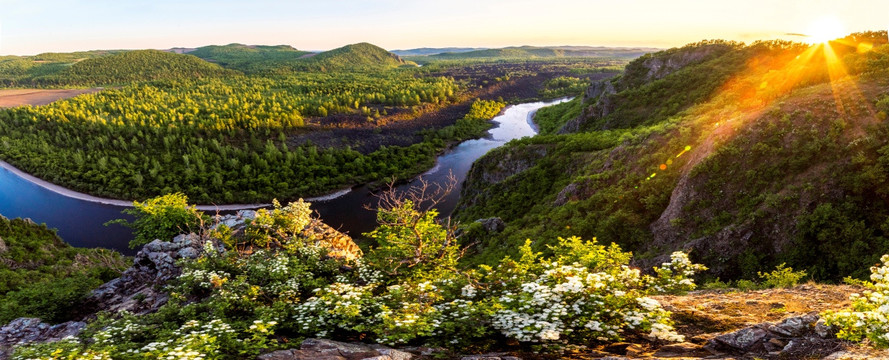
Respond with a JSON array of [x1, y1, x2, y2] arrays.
[[0, 0, 886, 55]]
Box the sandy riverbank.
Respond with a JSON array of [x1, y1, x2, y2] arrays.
[[0, 160, 271, 210]]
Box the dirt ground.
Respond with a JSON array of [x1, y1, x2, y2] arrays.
[[0, 88, 102, 108]]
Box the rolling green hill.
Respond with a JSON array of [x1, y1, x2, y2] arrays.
[[63, 50, 237, 85], [281, 42, 411, 72], [0, 50, 125, 87], [307, 43, 406, 67], [0, 49, 235, 87], [187, 44, 311, 73], [191, 42, 412, 74]]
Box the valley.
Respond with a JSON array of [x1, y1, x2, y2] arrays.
[[0, 16, 888, 358]]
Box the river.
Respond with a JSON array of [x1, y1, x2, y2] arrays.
[[0, 98, 568, 254]]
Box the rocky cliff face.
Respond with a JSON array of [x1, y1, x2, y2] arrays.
[[559, 42, 733, 133], [456, 143, 550, 212]]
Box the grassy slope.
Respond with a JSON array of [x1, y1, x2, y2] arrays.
[[0, 216, 127, 323], [532, 96, 583, 135], [457, 32, 889, 281]]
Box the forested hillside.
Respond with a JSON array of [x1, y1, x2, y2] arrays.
[[0, 50, 123, 87], [63, 50, 236, 85], [0, 216, 126, 324], [456, 31, 889, 282], [0, 72, 468, 202], [0, 50, 234, 87], [186, 44, 310, 73]]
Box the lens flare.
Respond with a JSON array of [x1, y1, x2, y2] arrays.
[[806, 16, 846, 44]]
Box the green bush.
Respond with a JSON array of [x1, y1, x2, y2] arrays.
[[734, 279, 760, 291], [244, 199, 312, 249], [109, 193, 208, 248], [823, 254, 889, 347], [758, 263, 807, 288], [0, 275, 105, 324]]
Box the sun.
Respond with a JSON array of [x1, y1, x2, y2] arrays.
[[806, 16, 846, 44]]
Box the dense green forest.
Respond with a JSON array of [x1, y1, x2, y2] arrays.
[[0, 216, 127, 323], [0, 50, 233, 87], [531, 95, 583, 134], [0, 72, 503, 202], [0, 43, 409, 87], [457, 32, 889, 282], [187, 44, 311, 73], [190, 42, 412, 74]]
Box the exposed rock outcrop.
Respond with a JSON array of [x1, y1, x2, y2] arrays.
[[0, 318, 85, 359], [258, 338, 413, 360], [558, 80, 616, 134], [83, 232, 206, 315], [704, 312, 844, 359], [475, 217, 506, 233], [214, 210, 362, 260]]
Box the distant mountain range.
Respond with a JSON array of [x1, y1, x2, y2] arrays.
[[0, 42, 661, 86], [389, 47, 488, 56]]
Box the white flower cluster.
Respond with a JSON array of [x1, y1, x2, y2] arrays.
[[178, 268, 231, 289], [461, 284, 477, 298], [291, 282, 374, 337], [355, 259, 384, 284], [650, 251, 707, 294], [823, 254, 889, 346], [93, 316, 140, 346], [267, 255, 291, 278], [491, 262, 683, 344], [139, 319, 235, 360]]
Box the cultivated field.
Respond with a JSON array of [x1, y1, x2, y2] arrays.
[[0, 88, 101, 108]]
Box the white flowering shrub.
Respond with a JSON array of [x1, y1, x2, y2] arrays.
[[139, 319, 240, 359], [10, 338, 112, 360], [483, 238, 686, 346], [648, 251, 709, 294], [822, 254, 889, 347]]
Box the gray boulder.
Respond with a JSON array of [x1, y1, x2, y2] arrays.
[[0, 318, 85, 359], [257, 338, 413, 360], [475, 218, 506, 233], [84, 233, 207, 315]]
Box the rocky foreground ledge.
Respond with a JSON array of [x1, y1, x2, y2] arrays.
[[0, 212, 887, 359]]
